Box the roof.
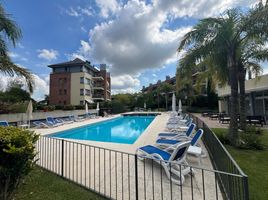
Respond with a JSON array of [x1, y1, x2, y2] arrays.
[[48, 58, 98, 72], [142, 76, 176, 92]]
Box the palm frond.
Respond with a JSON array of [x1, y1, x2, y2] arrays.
[[0, 56, 34, 93]]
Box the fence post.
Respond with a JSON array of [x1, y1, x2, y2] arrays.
[[135, 154, 139, 200], [242, 176, 249, 200], [61, 140, 64, 177]]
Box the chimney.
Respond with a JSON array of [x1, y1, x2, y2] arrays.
[[149, 83, 153, 87], [166, 75, 170, 80], [142, 86, 145, 90], [100, 64, 106, 71], [157, 80, 161, 84]]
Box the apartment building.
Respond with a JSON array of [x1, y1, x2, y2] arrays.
[[217, 73, 268, 119], [48, 58, 111, 105], [142, 76, 176, 93]]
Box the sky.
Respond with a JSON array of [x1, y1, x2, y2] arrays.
[[2, 0, 267, 100]]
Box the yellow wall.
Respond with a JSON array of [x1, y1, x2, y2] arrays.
[[70, 72, 94, 105]]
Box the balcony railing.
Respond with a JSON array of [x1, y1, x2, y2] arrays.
[[92, 76, 104, 81]]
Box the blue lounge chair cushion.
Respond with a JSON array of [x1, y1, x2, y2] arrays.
[[158, 133, 177, 137], [156, 139, 180, 145], [0, 121, 9, 126], [139, 145, 171, 161]]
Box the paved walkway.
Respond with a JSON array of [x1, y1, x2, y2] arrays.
[[193, 113, 268, 129]]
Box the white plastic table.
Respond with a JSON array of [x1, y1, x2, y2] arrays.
[[187, 146, 202, 165]]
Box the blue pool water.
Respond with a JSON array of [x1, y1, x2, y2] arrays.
[[49, 116, 155, 144]]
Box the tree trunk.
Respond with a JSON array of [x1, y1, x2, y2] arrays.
[[228, 55, 239, 145], [165, 93, 168, 110], [238, 65, 247, 130]]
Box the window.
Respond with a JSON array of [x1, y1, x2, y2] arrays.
[[59, 89, 62, 95], [63, 101, 66, 105], [85, 89, 91, 96], [64, 78, 67, 83], [80, 100, 84, 105], [58, 78, 62, 84], [80, 77, 84, 84], [64, 89, 67, 95], [80, 89, 84, 96], [59, 101, 61, 104], [65, 67, 68, 72]]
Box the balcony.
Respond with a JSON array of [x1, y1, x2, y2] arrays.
[[92, 76, 104, 81], [92, 94, 104, 101], [93, 84, 104, 90]]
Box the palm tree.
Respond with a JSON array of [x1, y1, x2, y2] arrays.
[[178, 4, 268, 145], [160, 82, 174, 111], [0, 4, 33, 92]]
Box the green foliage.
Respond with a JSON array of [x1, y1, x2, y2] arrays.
[[13, 167, 105, 200], [74, 105, 85, 110], [0, 5, 34, 92], [239, 126, 265, 150], [43, 105, 55, 111], [111, 100, 126, 114], [0, 87, 31, 103], [62, 105, 75, 110], [0, 127, 39, 200]]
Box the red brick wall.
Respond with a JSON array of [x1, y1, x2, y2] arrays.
[[49, 73, 71, 105]]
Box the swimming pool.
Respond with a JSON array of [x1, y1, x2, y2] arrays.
[[49, 116, 156, 144]]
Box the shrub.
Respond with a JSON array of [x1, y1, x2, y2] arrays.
[[216, 132, 230, 145], [55, 105, 64, 110], [239, 126, 265, 150], [63, 105, 75, 110], [43, 105, 55, 111], [0, 127, 39, 200], [75, 105, 85, 110]]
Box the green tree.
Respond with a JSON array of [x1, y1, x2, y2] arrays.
[[0, 80, 31, 103], [0, 127, 39, 200], [178, 5, 268, 145], [0, 4, 34, 92], [160, 82, 174, 110]]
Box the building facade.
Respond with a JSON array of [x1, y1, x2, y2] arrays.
[[48, 58, 111, 105], [142, 76, 176, 93], [217, 74, 268, 119]]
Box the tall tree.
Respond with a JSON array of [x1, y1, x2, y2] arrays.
[[0, 4, 34, 92], [160, 82, 174, 110], [178, 5, 268, 145]]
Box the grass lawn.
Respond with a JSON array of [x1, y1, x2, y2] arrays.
[[13, 167, 105, 200], [212, 128, 268, 200]]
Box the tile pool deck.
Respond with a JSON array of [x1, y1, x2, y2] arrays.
[[34, 113, 223, 200]]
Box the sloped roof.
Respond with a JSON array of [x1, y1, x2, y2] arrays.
[[48, 58, 98, 72]]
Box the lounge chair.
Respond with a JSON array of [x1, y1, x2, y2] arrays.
[[158, 123, 196, 140], [136, 141, 191, 185], [46, 117, 64, 126], [33, 121, 50, 128], [0, 121, 9, 126], [166, 118, 193, 131], [156, 129, 204, 150]]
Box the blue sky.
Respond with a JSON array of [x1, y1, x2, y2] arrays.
[[2, 0, 265, 100]]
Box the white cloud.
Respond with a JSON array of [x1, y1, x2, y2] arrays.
[[67, 40, 91, 60], [65, 6, 93, 17], [111, 74, 140, 94], [37, 49, 58, 61], [96, 0, 119, 18], [32, 74, 49, 101], [70, 0, 258, 93], [8, 52, 28, 62]]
